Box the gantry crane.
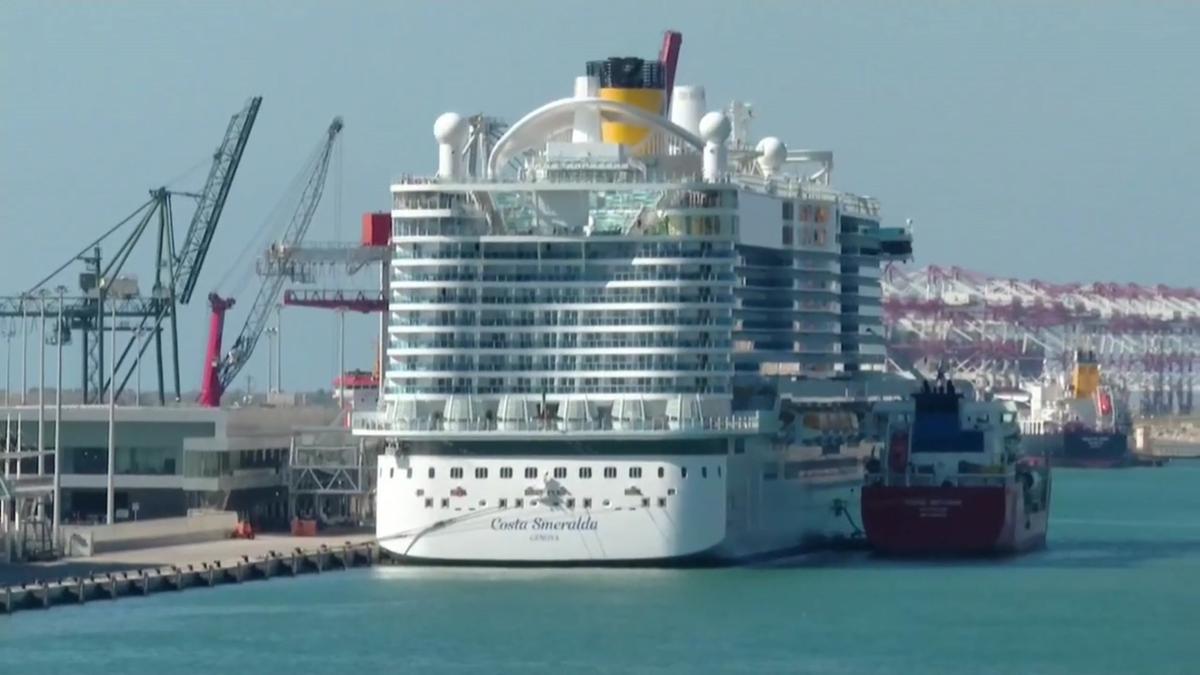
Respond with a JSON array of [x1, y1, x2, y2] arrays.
[[199, 117, 343, 407], [0, 96, 261, 404]]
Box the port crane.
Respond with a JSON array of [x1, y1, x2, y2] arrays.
[[0, 97, 261, 404], [199, 117, 343, 407]]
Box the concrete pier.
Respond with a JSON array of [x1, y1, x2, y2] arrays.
[[1, 534, 388, 616]]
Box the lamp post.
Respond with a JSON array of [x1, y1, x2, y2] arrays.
[[53, 286, 65, 543], [38, 291, 47, 477], [3, 321, 14, 479], [106, 295, 116, 525]]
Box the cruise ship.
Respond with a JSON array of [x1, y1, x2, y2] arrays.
[[352, 32, 913, 564]]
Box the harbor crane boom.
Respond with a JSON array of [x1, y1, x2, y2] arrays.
[[176, 97, 263, 304], [199, 117, 343, 407], [0, 96, 261, 404]]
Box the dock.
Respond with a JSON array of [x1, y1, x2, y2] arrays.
[[1, 535, 392, 616]]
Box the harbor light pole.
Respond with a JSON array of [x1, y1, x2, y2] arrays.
[[38, 291, 46, 476], [17, 300, 26, 479], [53, 287, 64, 543], [3, 322, 13, 479], [106, 297, 116, 525]]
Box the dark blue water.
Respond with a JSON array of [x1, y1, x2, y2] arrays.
[[3, 464, 1199, 674]]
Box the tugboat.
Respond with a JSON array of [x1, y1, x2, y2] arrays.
[[862, 377, 1051, 556]]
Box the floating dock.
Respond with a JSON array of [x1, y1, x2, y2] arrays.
[[2, 541, 388, 615]]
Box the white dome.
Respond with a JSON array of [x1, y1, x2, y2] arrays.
[[755, 136, 787, 173], [433, 112, 468, 144], [698, 111, 731, 143]]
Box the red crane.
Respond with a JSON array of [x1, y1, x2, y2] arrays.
[[199, 117, 343, 407]]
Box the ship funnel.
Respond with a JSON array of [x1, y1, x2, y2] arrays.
[[668, 85, 706, 137], [699, 111, 731, 182], [434, 112, 468, 179], [587, 56, 666, 152]]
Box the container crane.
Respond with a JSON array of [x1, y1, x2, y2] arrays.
[[0, 96, 261, 404], [199, 117, 343, 407]]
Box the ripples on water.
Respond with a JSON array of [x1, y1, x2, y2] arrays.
[[2, 465, 1198, 675]]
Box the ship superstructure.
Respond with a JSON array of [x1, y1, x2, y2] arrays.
[[352, 33, 912, 563]]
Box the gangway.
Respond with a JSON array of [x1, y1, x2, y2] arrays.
[[288, 427, 375, 527]]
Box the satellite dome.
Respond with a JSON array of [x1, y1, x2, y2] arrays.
[[755, 136, 787, 174], [433, 112, 467, 143], [698, 111, 731, 143]]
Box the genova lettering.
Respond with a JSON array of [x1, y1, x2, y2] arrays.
[[490, 516, 599, 532]]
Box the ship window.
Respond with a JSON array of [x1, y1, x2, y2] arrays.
[[566, 498, 576, 509], [681, 466, 688, 479], [701, 466, 708, 479], [667, 488, 677, 496], [554, 467, 567, 479], [428, 467, 435, 479], [479, 499, 487, 507], [782, 202, 794, 220], [782, 224, 793, 246], [499, 498, 508, 508], [440, 498, 450, 508], [500, 467, 513, 479], [604, 467, 617, 478], [515, 498, 524, 508], [579, 467, 592, 479], [524, 467, 538, 479], [475, 467, 488, 479], [717, 466, 722, 478], [450, 467, 463, 479], [641, 497, 650, 508], [530, 500, 539, 507], [389, 468, 394, 479], [416, 489, 424, 497], [629, 467, 642, 478], [406, 468, 413, 479], [425, 498, 433, 509], [734, 439, 745, 454], [658, 497, 667, 508], [602, 499, 611, 508], [583, 498, 592, 509]]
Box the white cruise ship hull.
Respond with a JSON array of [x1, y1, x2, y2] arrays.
[[375, 444, 863, 565]]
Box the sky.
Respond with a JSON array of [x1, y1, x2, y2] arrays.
[[2, 1, 1198, 393]]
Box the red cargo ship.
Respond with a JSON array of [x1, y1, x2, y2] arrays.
[[862, 379, 1051, 556]]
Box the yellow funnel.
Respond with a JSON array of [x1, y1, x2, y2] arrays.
[[598, 87, 664, 148], [1072, 364, 1100, 399]]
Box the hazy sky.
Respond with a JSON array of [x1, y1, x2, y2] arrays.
[[2, 1, 1197, 392]]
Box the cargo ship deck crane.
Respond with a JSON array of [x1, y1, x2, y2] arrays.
[[199, 117, 344, 407]]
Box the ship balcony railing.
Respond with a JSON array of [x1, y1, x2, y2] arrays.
[[351, 413, 761, 435]]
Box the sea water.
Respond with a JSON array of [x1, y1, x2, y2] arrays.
[[2, 464, 1198, 674]]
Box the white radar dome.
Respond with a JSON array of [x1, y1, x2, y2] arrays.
[[433, 112, 468, 143], [755, 136, 787, 174], [698, 111, 731, 143]]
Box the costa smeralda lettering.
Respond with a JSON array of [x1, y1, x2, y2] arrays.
[[490, 516, 599, 531]]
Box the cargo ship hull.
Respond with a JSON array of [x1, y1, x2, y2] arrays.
[[1023, 430, 1133, 468], [861, 483, 1049, 556]]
